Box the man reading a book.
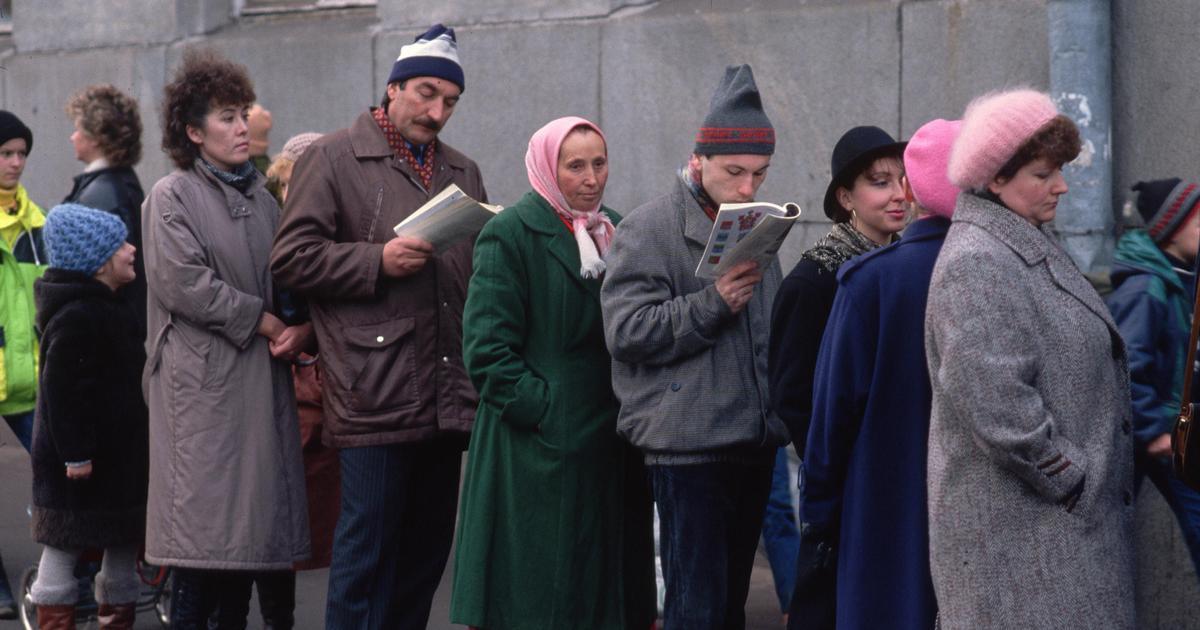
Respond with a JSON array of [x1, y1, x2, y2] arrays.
[[270, 23, 487, 630], [600, 64, 790, 629]]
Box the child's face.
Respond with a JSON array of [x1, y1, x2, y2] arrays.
[[96, 242, 137, 288]]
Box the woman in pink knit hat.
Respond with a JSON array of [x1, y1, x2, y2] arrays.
[[924, 89, 1136, 628]]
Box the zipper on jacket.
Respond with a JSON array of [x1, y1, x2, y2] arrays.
[[365, 185, 385, 243]]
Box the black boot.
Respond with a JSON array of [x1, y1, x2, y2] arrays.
[[0, 551, 18, 620]]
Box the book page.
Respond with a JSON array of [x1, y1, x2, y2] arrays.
[[695, 202, 801, 279], [394, 184, 502, 249]]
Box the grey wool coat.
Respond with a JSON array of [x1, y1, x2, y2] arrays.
[[142, 163, 310, 570], [924, 193, 1136, 629], [600, 177, 789, 465]]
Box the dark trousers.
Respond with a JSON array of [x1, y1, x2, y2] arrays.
[[650, 461, 774, 630], [325, 439, 463, 630], [171, 568, 254, 630], [253, 571, 296, 629], [3, 411, 33, 452], [173, 569, 295, 630]]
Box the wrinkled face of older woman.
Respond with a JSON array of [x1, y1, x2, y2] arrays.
[[557, 128, 608, 212], [988, 157, 1069, 227], [186, 102, 251, 172], [836, 156, 907, 244]]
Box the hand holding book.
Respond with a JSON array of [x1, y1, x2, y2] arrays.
[[393, 184, 503, 250]]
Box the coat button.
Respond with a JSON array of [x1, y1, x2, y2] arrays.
[[670, 383, 681, 392], [442, 356, 449, 364], [376, 335, 385, 344], [1123, 490, 1133, 506]]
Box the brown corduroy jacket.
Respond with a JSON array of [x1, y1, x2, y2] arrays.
[[271, 109, 487, 447]]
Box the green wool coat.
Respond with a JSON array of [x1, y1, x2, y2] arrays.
[[451, 192, 656, 630]]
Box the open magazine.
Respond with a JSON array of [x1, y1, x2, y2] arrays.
[[695, 201, 802, 279], [393, 184, 503, 249]]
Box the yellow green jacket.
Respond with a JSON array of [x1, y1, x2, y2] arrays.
[[0, 185, 46, 414]]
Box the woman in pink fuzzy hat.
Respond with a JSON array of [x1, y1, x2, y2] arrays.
[[793, 118, 959, 630], [924, 89, 1137, 628]]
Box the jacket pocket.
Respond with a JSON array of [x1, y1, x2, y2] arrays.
[[343, 317, 419, 413]]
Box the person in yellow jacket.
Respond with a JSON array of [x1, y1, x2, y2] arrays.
[[0, 110, 46, 620]]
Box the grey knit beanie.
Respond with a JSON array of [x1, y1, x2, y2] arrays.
[[693, 64, 775, 156], [44, 203, 127, 275]]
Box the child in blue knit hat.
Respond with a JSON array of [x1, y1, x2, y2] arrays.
[[26, 203, 148, 627]]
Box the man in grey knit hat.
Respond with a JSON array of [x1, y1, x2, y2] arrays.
[[601, 64, 789, 628]]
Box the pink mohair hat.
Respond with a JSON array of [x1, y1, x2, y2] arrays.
[[947, 88, 1058, 191], [904, 119, 962, 219]]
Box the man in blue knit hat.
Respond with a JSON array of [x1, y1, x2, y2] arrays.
[[601, 64, 790, 629], [271, 23, 487, 630]]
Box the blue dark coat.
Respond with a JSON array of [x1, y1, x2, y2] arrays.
[[800, 216, 947, 630], [1105, 229, 1194, 449]]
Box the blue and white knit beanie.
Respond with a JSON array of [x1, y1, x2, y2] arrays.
[[387, 24, 464, 92], [44, 203, 127, 275]]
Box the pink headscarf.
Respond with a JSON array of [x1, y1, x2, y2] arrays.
[[525, 116, 615, 279]]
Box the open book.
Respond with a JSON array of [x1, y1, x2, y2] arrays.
[[695, 201, 802, 279], [393, 184, 503, 249]]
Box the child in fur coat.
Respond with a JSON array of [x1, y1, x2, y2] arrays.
[[27, 203, 148, 629]]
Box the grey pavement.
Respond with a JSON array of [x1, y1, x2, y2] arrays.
[[0, 421, 785, 630]]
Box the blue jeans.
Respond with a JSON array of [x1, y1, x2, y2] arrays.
[[650, 461, 773, 630], [1138, 455, 1200, 575], [761, 448, 799, 612], [325, 439, 462, 630], [3, 411, 33, 452]]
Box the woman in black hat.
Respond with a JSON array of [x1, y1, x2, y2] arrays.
[[767, 125, 906, 629]]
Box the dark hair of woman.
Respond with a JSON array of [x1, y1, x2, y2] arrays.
[[160, 48, 256, 170], [994, 114, 1081, 182], [66, 84, 143, 168]]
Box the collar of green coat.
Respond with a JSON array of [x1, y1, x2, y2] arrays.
[[1113, 228, 1186, 294], [515, 191, 619, 300]]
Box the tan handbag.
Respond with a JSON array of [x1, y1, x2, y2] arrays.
[[1173, 286, 1200, 490]]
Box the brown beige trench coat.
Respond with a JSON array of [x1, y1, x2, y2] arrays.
[[142, 163, 310, 570]]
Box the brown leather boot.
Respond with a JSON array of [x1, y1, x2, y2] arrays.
[[96, 603, 135, 629], [35, 604, 75, 630]]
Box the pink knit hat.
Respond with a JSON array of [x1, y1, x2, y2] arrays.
[[904, 119, 962, 219], [948, 89, 1058, 191]]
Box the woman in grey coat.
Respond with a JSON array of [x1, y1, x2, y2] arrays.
[[143, 49, 311, 629], [925, 88, 1136, 629]]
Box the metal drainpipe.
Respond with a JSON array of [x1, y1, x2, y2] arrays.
[[1047, 0, 1114, 273]]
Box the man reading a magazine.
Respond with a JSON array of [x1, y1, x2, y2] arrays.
[[600, 64, 790, 629], [271, 23, 487, 630]]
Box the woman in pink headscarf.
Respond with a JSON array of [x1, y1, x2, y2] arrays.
[[451, 117, 656, 629]]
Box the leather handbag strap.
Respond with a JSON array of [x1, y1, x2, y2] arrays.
[[1182, 281, 1200, 416]]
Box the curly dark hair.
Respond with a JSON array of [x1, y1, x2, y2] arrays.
[[161, 48, 256, 170], [995, 115, 1081, 181], [66, 84, 142, 168]]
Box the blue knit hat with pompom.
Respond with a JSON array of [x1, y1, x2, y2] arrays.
[[44, 203, 127, 275]]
